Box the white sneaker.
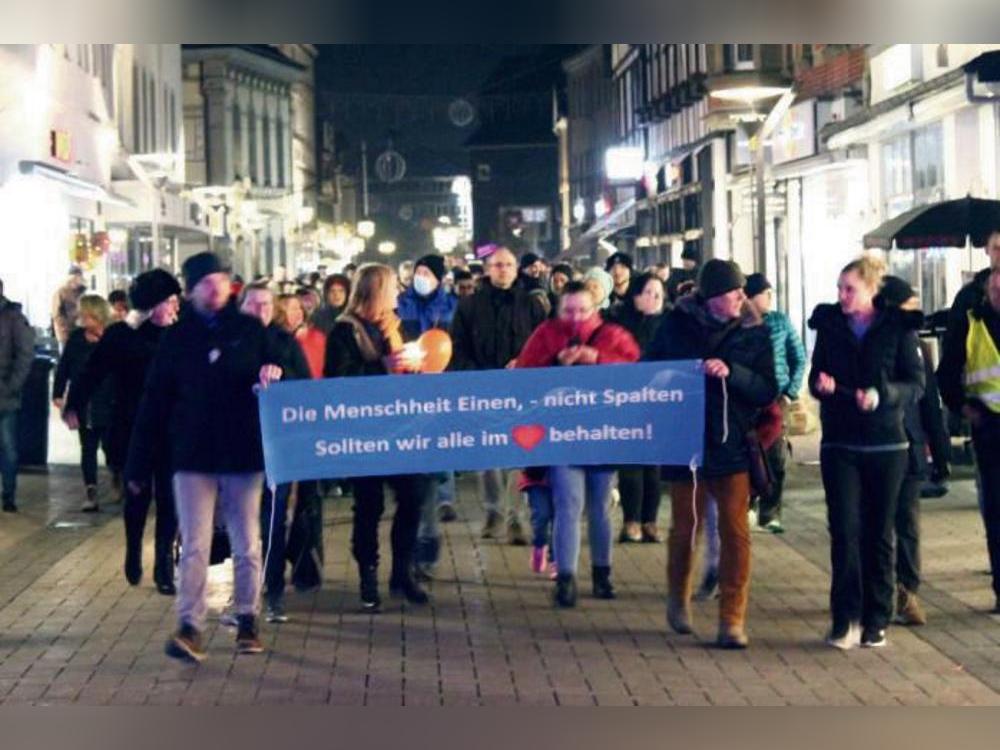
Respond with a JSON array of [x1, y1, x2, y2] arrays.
[[747, 508, 759, 530], [610, 488, 620, 508], [826, 622, 861, 650]]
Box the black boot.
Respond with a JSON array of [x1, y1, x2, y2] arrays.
[[389, 565, 429, 605], [592, 565, 616, 600], [359, 565, 381, 611], [554, 573, 577, 608], [124, 532, 143, 586], [153, 546, 176, 596]]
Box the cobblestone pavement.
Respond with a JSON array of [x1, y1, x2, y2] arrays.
[[1, 453, 999, 706]]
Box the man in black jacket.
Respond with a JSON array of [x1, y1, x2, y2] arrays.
[[938, 267, 1000, 614], [645, 259, 778, 649], [449, 246, 548, 543], [0, 279, 35, 513], [126, 253, 283, 663]]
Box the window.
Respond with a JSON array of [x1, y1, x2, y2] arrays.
[[132, 64, 141, 152], [262, 116, 272, 186], [148, 74, 156, 151], [730, 44, 755, 71], [276, 118, 285, 187], [232, 104, 243, 180], [248, 108, 258, 182], [913, 122, 943, 194]]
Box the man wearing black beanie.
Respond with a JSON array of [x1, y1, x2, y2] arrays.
[[126, 251, 285, 663], [645, 257, 777, 649], [605, 252, 634, 306]]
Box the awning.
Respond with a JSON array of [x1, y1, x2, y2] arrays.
[[18, 161, 133, 208], [579, 197, 637, 242]]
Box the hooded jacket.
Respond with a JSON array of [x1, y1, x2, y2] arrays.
[[645, 294, 778, 478], [449, 279, 548, 370], [0, 297, 35, 412], [808, 300, 925, 448]]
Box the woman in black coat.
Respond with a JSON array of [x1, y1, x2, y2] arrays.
[[808, 257, 924, 650], [66, 270, 181, 593], [324, 263, 433, 611], [607, 273, 668, 543], [54, 294, 115, 513]]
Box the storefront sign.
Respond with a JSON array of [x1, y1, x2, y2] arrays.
[[771, 101, 816, 165], [258, 361, 705, 484]]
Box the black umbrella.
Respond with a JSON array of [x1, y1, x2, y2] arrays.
[[862, 196, 1000, 250]]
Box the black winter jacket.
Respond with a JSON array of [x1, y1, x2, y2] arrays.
[[0, 297, 35, 412], [324, 317, 392, 378], [266, 323, 312, 381], [125, 302, 281, 480], [449, 280, 548, 370], [67, 320, 167, 471], [605, 304, 664, 356], [645, 295, 778, 479], [808, 302, 925, 448], [54, 327, 114, 431]]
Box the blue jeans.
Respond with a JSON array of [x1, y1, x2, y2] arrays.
[[0, 410, 18, 502], [261, 482, 292, 604], [526, 486, 554, 548], [549, 466, 614, 575], [416, 475, 442, 567]]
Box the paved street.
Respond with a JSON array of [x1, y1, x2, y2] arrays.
[[1, 442, 1000, 706]]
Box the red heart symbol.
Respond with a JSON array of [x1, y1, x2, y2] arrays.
[[512, 424, 546, 451]]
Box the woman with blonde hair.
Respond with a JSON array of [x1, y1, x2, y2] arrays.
[[808, 254, 925, 649], [323, 263, 432, 610], [54, 294, 115, 512]]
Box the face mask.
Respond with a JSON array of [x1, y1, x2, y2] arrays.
[[413, 275, 436, 297]]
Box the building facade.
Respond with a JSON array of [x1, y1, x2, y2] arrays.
[[181, 44, 306, 281]]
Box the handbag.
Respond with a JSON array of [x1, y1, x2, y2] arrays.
[[745, 428, 775, 498]]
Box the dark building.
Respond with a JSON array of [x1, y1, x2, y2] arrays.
[[465, 49, 576, 258], [317, 46, 559, 262]]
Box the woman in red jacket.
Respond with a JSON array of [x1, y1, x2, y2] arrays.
[[517, 281, 640, 607]]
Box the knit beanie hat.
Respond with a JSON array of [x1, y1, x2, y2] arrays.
[[129, 268, 182, 311], [551, 263, 574, 279], [582, 267, 614, 309], [182, 252, 228, 292], [415, 254, 446, 282], [698, 259, 745, 300]]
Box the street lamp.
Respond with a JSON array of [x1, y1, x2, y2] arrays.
[[357, 219, 376, 239], [377, 240, 397, 256], [604, 146, 645, 183]]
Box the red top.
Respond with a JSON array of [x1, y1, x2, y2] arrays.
[[515, 315, 640, 369], [297, 326, 327, 380]]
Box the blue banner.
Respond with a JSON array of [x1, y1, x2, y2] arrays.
[[258, 360, 705, 484]]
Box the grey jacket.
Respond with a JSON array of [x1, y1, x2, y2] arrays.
[[0, 298, 36, 411]]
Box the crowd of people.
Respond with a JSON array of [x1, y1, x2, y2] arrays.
[[0, 229, 997, 663]]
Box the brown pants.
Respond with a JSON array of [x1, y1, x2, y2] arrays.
[[668, 473, 752, 628]]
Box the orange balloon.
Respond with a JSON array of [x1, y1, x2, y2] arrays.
[[417, 328, 452, 373]]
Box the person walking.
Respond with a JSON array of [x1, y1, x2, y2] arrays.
[[516, 281, 640, 607], [126, 252, 283, 662], [53, 294, 114, 513], [879, 276, 949, 626], [938, 266, 1000, 615], [607, 272, 667, 543], [240, 283, 313, 622], [809, 256, 924, 649], [396, 254, 458, 577], [0, 278, 35, 513], [324, 263, 433, 610], [66, 270, 181, 592], [645, 259, 777, 649], [744, 273, 806, 533], [449, 246, 548, 544], [51, 267, 85, 349]]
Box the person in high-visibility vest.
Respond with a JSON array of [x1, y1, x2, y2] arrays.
[[938, 267, 1000, 615]]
